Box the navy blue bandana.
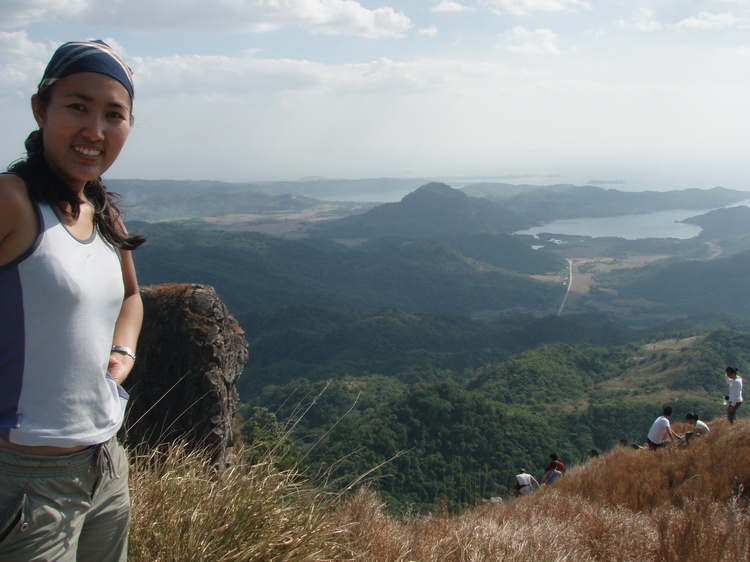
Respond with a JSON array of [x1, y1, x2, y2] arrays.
[[38, 40, 134, 101]]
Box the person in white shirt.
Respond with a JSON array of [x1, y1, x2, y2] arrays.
[[725, 366, 743, 424], [647, 406, 683, 450], [684, 413, 710, 442], [512, 468, 540, 496]]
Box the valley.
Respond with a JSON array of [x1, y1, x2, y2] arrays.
[[120, 177, 750, 511]]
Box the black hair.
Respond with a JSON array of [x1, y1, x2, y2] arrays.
[[726, 366, 738, 376], [663, 406, 673, 416], [8, 87, 144, 251]]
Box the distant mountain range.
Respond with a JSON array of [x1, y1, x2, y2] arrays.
[[110, 178, 750, 232], [125, 178, 750, 324]]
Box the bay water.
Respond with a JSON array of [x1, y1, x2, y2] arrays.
[[515, 200, 750, 240]]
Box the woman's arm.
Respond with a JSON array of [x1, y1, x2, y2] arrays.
[[108, 243, 143, 385]]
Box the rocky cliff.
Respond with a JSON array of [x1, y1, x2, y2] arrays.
[[123, 283, 249, 469]]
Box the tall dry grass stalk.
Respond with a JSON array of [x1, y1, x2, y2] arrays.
[[128, 441, 352, 561]]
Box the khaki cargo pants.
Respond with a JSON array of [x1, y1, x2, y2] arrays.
[[0, 435, 129, 562]]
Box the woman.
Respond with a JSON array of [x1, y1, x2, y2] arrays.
[[0, 40, 143, 561], [684, 413, 710, 442], [726, 366, 743, 424]]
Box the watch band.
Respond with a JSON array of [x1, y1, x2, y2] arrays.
[[111, 345, 136, 362]]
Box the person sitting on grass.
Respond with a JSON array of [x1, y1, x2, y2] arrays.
[[684, 413, 710, 442], [647, 406, 683, 450]]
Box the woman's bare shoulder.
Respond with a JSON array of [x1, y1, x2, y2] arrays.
[[0, 174, 31, 222], [0, 174, 36, 262]]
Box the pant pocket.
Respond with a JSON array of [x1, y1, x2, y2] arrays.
[[0, 493, 26, 546]]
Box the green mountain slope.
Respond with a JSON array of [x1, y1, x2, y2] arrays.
[[596, 246, 750, 316], [247, 329, 744, 511], [133, 222, 566, 316], [239, 308, 633, 393]]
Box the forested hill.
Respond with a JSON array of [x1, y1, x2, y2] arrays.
[[132, 222, 567, 316], [681, 204, 750, 238], [597, 244, 750, 317], [239, 307, 634, 393], [307, 182, 527, 239], [244, 326, 749, 512]]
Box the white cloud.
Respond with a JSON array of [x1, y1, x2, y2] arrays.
[[0, 0, 413, 38], [0, 31, 53, 94], [418, 26, 439, 37], [675, 11, 747, 30], [500, 26, 560, 54], [486, 0, 590, 16], [123, 51, 522, 104], [2, 2, 750, 187], [621, 8, 662, 32], [432, 1, 474, 12], [0, 1, 84, 28]]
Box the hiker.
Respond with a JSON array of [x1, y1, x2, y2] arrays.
[[541, 462, 563, 487], [647, 406, 683, 450], [0, 40, 143, 562], [725, 366, 743, 424], [684, 413, 710, 442], [512, 468, 540, 496], [546, 452, 565, 475]]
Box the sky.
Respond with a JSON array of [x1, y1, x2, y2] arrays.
[[0, 1, 749, 192]]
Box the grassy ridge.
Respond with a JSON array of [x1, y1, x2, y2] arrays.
[[129, 417, 750, 561]]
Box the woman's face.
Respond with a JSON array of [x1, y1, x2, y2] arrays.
[[32, 72, 131, 192]]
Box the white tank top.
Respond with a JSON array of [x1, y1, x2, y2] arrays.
[[0, 201, 126, 447]]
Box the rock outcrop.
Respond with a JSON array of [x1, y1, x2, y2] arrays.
[[122, 283, 249, 469]]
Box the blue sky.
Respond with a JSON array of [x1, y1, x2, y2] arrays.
[[1, 0, 748, 191]]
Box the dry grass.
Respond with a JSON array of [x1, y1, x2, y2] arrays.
[[128, 441, 352, 561], [129, 419, 750, 561]]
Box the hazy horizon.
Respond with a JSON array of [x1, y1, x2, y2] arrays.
[[2, 1, 749, 192]]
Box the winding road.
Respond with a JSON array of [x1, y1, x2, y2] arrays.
[[557, 259, 573, 316]]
